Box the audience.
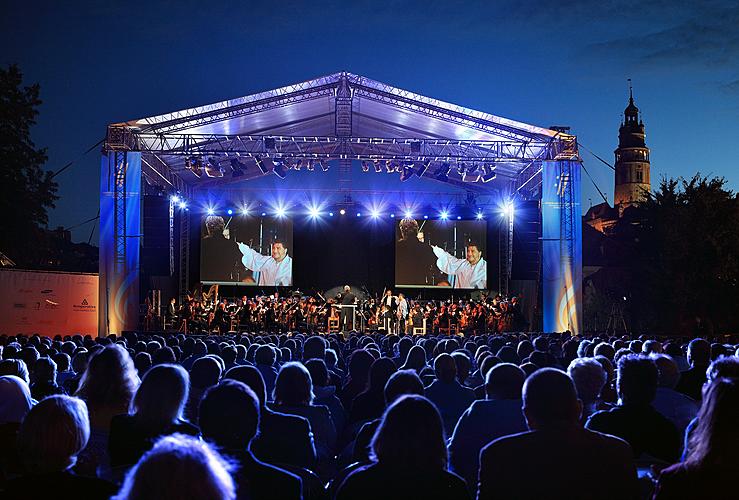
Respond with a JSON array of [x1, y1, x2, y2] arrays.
[[477, 368, 638, 499], [337, 395, 469, 500], [199, 380, 302, 499], [0, 330, 737, 499]]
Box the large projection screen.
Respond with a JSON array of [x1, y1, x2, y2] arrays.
[[395, 218, 487, 289], [200, 215, 293, 286]]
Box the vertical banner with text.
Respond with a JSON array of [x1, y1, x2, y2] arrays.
[[99, 151, 141, 335], [542, 160, 583, 334]]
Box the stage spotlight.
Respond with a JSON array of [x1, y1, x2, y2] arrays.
[[170, 195, 180, 204], [308, 206, 320, 218], [456, 162, 465, 175], [404, 209, 413, 219], [273, 160, 288, 179], [230, 158, 245, 177], [423, 215, 428, 219], [264, 137, 276, 150], [205, 157, 224, 178], [410, 141, 422, 153], [416, 160, 431, 177], [390, 214, 395, 218], [227, 209, 233, 215], [370, 208, 381, 218], [275, 206, 287, 218], [255, 156, 269, 175], [374, 161, 383, 173], [206, 207, 215, 216], [361, 161, 370, 172], [293, 159, 303, 171], [185, 157, 202, 178], [329, 212, 334, 217], [462, 164, 481, 182], [339, 209, 346, 215], [481, 164, 497, 183], [434, 162, 450, 182], [178, 201, 187, 210], [356, 212, 361, 217], [386, 161, 396, 174], [476, 212, 484, 220], [319, 160, 329, 172], [261, 212, 267, 217], [399, 163, 415, 182], [241, 207, 249, 216], [440, 211, 449, 220], [306, 160, 315, 171], [457, 216, 462, 220], [501, 202, 515, 219]]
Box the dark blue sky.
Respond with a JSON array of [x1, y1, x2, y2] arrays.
[[4, 0, 738, 242]]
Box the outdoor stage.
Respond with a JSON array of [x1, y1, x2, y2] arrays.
[[99, 72, 582, 336]]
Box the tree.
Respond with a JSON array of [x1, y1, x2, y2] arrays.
[[0, 64, 58, 266], [611, 174, 739, 335]]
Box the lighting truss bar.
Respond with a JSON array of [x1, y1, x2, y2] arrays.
[[114, 133, 572, 163]]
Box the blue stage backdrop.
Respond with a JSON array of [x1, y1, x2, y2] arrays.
[[99, 151, 141, 335], [542, 160, 582, 334]]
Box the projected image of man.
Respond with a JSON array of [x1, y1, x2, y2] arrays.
[[201, 216, 246, 282], [395, 218, 437, 286], [237, 238, 293, 286], [432, 240, 487, 289]]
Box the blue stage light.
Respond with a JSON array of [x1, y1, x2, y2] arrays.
[[171, 195, 180, 204], [356, 212, 361, 217], [457, 216, 462, 220], [261, 212, 267, 217], [404, 210, 412, 219], [476, 212, 484, 220], [500, 202, 515, 219], [227, 209, 233, 215], [178, 201, 187, 210], [423, 215, 428, 219], [390, 214, 395, 218], [241, 207, 249, 216], [206, 207, 215, 216], [309, 207, 320, 218], [440, 211, 449, 220], [275, 206, 287, 218], [329, 212, 334, 217], [370, 209, 381, 218], [339, 209, 346, 215]]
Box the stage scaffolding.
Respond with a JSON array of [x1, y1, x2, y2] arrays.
[[100, 72, 582, 335]]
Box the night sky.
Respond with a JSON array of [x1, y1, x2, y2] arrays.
[[3, 0, 738, 242]]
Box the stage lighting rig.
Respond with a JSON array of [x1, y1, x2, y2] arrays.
[[255, 156, 269, 175], [416, 160, 431, 177], [306, 160, 315, 171], [361, 161, 370, 172], [318, 160, 329, 172], [273, 159, 288, 179], [374, 160, 384, 173], [294, 159, 303, 171], [462, 163, 481, 182], [399, 163, 415, 182], [230, 158, 245, 178], [264, 137, 276, 151], [204, 157, 224, 178], [184, 157, 202, 178]]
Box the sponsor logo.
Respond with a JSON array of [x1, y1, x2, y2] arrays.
[[73, 297, 96, 312]]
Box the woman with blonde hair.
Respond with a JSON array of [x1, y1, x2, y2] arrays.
[[75, 344, 139, 476]]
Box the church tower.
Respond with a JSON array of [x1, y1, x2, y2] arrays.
[[614, 83, 650, 210]]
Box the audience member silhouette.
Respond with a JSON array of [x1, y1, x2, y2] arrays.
[[675, 339, 711, 401], [0, 375, 34, 484], [337, 395, 469, 500], [567, 357, 608, 423], [448, 363, 527, 492], [199, 380, 302, 499], [349, 357, 396, 424], [477, 368, 638, 500], [4, 395, 116, 499], [109, 364, 198, 468], [650, 354, 699, 434], [425, 353, 476, 435], [113, 434, 235, 500]]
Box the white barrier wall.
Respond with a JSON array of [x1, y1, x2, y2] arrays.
[[0, 269, 99, 337]]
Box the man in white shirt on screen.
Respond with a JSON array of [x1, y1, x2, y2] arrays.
[[432, 241, 487, 289], [236, 238, 293, 286]]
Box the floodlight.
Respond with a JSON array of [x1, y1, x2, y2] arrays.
[[440, 211, 449, 220], [255, 156, 269, 175], [273, 160, 287, 179], [339, 209, 346, 215]]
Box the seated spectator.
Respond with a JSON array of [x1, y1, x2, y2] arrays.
[[224, 365, 316, 470], [113, 434, 235, 500], [109, 364, 198, 468], [337, 395, 469, 500], [675, 339, 711, 401], [0, 375, 34, 483], [425, 353, 475, 436], [185, 356, 222, 423], [478, 368, 637, 499], [271, 362, 336, 462], [587, 354, 681, 464], [30, 356, 65, 400], [400, 345, 428, 375], [351, 369, 424, 464], [349, 357, 396, 424], [650, 354, 699, 434], [75, 345, 140, 477], [306, 358, 346, 434], [654, 377, 738, 499], [448, 363, 526, 492], [451, 351, 472, 385], [339, 349, 374, 411], [567, 357, 608, 423], [4, 395, 116, 500], [199, 380, 301, 499], [254, 345, 278, 399], [52, 353, 75, 387], [0, 359, 31, 386]]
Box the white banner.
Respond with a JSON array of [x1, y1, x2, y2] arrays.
[[0, 269, 99, 337]]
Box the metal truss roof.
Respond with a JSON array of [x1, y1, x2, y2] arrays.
[[107, 72, 577, 198]]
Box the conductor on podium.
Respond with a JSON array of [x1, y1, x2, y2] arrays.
[[340, 285, 357, 331]]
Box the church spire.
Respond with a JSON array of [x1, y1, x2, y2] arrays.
[[614, 80, 650, 210]]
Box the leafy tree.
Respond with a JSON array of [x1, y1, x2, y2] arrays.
[[0, 64, 58, 266], [611, 175, 739, 335]]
